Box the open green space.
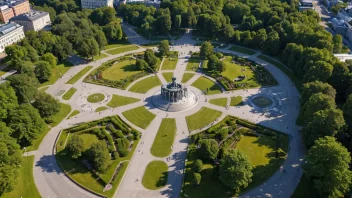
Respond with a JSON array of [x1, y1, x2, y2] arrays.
[[151, 118, 176, 157], [107, 94, 140, 108], [102, 59, 139, 81], [292, 174, 318, 198], [129, 76, 161, 93], [1, 156, 41, 198], [142, 161, 168, 190], [66, 66, 93, 84], [95, 106, 109, 112], [0, 70, 6, 76], [122, 106, 156, 129], [105, 45, 139, 55], [93, 53, 108, 60], [40, 62, 73, 87], [39, 86, 49, 92], [186, 107, 222, 131], [181, 73, 195, 83], [51, 103, 72, 127], [191, 77, 222, 95], [229, 45, 256, 55], [62, 87, 77, 100], [162, 72, 174, 82], [230, 96, 243, 106], [209, 98, 227, 107], [67, 110, 80, 119], [105, 41, 131, 50], [87, 93, 105, 103], [161, 58, 178, 70], [186, 56, 200, 71]]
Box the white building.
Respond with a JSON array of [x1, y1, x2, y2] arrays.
[[81, 0, 113, 9], [0, 22, 24, 52], [116, 0, 161, 8], [9, 11, 51, 32], [299, 0, 314, 11]]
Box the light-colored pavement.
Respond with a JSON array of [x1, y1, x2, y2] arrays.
[[32, 27, 305, 198]]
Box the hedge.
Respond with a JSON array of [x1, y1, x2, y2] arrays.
[[116, 138, 130, 157]]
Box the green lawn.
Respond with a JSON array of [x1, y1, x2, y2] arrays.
[[230, 96, 243, 106], [66, 66, 93, 84], [95, 106, 109, 112], [291, 174, 318, 198], [105, 45, 139, 55], [93, 53, 108, 60], [191, 77, 222, 95], [129, 76, 161, 93], [77, 133, 100, 150], [161, 58, 178, 70], [151, 118, 176, 157], [1, 156, 41, 198], [107, 94, 140, 108], [67, 110, 80, 119], [258, 55, 302, 92], [162, 72, 174, 82], [40, 62, 73, 87], [105, 41, 131, 50], [181, 73, 195, 83], [102, 59, 139, 81], [39, 86, 49, 92], [186, 107, 222, 131], [229, 46, 256, 55], [142, 161, 168, 190], [122, 106, 156, 129], [62, 87, 77, 100], [186, 57, 200, 71], [209, 98, 227, 107], [0, 70, 6, 76], [87, 93, 105, 103], [51, 103, 72, 127]]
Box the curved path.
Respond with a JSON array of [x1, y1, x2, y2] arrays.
[[32, 27, 305, 198]]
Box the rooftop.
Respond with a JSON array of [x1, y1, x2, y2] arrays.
[[0, 22, 21, 36], [10, 11, 48, 22]]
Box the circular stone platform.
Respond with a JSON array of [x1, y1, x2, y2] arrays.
[[249, 94, 277, 109]]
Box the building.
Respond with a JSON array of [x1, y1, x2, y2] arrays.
[[0, 0, 30, 23], [299, 0, 314, 11], [116, 0, 161, 8], [81, 0, 113, 9], [0, 22, 24, 52], [332, 18, 348, 35], [10, 11, 51, 32]]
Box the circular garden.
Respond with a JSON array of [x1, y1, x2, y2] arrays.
[[87, 93, 105, 103], [251, 96, 273, 108]]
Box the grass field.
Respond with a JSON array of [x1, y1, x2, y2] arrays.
[[129, 76, 161, 93], [66, 66, 93, 84], [151, 118, 176, 157], [209, 98, 227, 107], [105, 45, 139, 55], [229, 46, 256, 55], [87, 93, 105, 103], [40, 62, 73, 87], [1, 156, 41, 198], [51, 103, 72, 127], [105, 41, 131, 50], [95, 106, 109, 112], [102, 59, 139, 81], [62, 87, 77, 100], [181, 73, 195, 83], [93, 53, 108, 60], [186, 57, 200, 71], [67, 110, 80, 119], [186, 107, 222, 131], [191, 77, 222, 95], [230, 96, 243, 106], [39, 86, 49, 92], [142, 161, 168, 190], [161, 58, 178, 70], [107, 94, 140, 108], [162, 72, 174, 82], [0, 70, 6, 76], [122, 106, 156, 129]]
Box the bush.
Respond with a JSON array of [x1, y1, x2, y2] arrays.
[[112, 151, 120, 160], [103, 129, 116, 152], [67, 124, 90, 133], [111, 129, 124, 138], [193, 159, 203, 173], [117, 138, 130, 157], [219, 129, 228, 141], [91, 128, 106, 139], [193, 173, 201, 185], [127, 135, 134, 141], [131, 130, 140, 140]]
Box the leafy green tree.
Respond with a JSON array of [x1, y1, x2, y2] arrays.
[[158, 40, 170, 57], [32, 92, 60, 118], [303, 136, 352, 198], [103, 20, 123, 41], [193, 159, 203, 173], [34, 61, 52, 82], [175, 15, 181, 30], [208, 54, 224, 72], [141, 22, 152, 39], [0, 83, 18, 120], [262, 31, 280, 55], [136, 59, 148, 71], [7, 74, 39, 103], [90, 7, 116, 26], [193, 173, 201, 185], [187, 7, 197, 28], [41, 53, 57, 67], [343, 94, 352, 117], [144, 49, 158, 70], [94, 28, 108, 50], [5, 45, 25, 62], [303, 61, 333, 82], [252, 29, 267, 49], [222, 24, 234, 41], [301, 81, 336, 105], [333, 34, 343, 53], [156, 13, 172, 33], [67, 134, 84, 159], [219, 149, 253, 191], [199, 139, 219, 160], [200, 41, 213, 59], [88, 141, 110, 173]]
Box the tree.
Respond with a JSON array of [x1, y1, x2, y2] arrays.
[[136, 59, 148, 71], [175, 15, 181, 30], [32, 92, 60, 118], [103, 20, 123, 41], [262, 31, 280, 55], [208, 54, 224, 72], [193, 159, 203, 173], [344, 94, 352, 117], [199, 139, 219, 160], [222, 24, 234, 41], [41, 53, 57, 67], [5, 45, 25, 62], [301, 81, 336, 105], [187, 7, 197, 28], [34, 61, 52, 82], [144, 49, 158, 70], [200, 41, 213, 59], [158, 40, 170, 57], [333, 34, 343, 53], [81, 38, 99, 60], [303, 61, 333, 82], [88, 141, 110, 173], [303, 136, 352, 198], [7, 74, 39, 103], [67, 134, 84, 159], [193, 173, 201, 185], [157, 14, 172, 33], [219, 149, 253, 191], [0, 83, 18, 120]]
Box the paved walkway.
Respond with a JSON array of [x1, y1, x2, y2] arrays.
[[32, 27, 305, 198]]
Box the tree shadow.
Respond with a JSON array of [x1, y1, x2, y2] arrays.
[[121, 64, 139, 72]]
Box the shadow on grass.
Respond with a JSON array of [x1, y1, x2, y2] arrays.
[[121, 64, 139, 72]]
